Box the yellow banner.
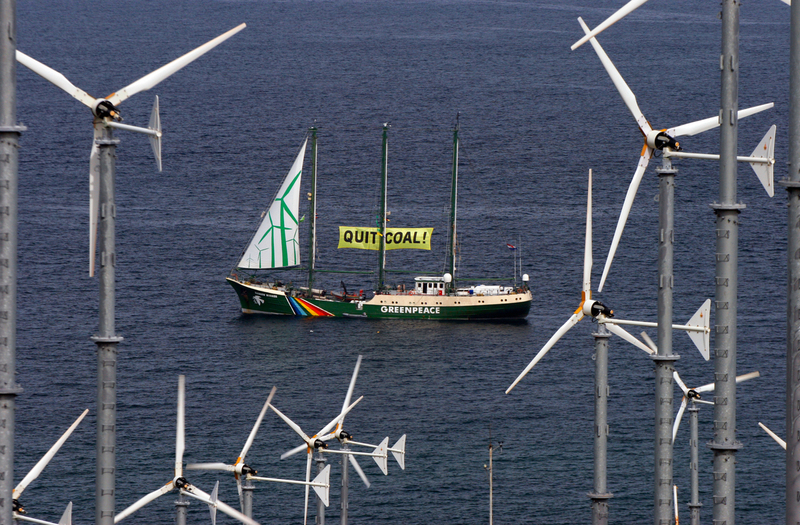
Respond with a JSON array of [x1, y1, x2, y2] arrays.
[[338, 226, 433, 250]]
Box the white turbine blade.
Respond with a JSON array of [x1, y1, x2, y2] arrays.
[[149, 95, 162, 172], [604, 321, 655, 354], [391, 434, 406, 470], [209, 481, 219, 525], [176, 375, 185, 478], [695, 370, 760, 394], [89, 139, 99, 277], [749, 124, 776, 197], [759, 422, 787, 449], [269, 404, 312, 445], [185, 462, 236, 472], [318, 396, 364, 437], [686, 299, 711, 360], [340, 355, 363, 428], [181, 484, 259, 525], [349, 454, 371, 488], [58, 502, 72, 525], [281, 442, 309, 460], [640, 331, 658, 353], [571, 0, 651, 50], [674, 485, 679, 524], [578, 17, 651, 134], [14, 409, 89, 498], [240, 386, 277, 461], [16, 51, 97, 108], [114, 481, 175, 523], [506, 312, 584, 393], [106, 23, 246, 106], [14, 515, 61, 525], [673, 371, 690, 395], [667, 103, 774, 138], [311, 464, 331, 507], [672, 396, 688, 443], [304, 453, 312, 525], [373, 437, 389, 475], [598, 153, 651, 292], [583, 169, 593, 294]]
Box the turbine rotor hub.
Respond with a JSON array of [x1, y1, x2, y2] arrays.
[[646, 130, 681, 151], [174, 477, 189, 489]]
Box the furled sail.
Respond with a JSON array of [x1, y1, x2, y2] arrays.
[[237, 138, 307, 269]]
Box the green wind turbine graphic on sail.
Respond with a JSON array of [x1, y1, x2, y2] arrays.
[[238, 139, 307, 270]]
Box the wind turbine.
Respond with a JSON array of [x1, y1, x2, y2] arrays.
[[15, 22, 246, 276], [114, 376, 258, 525], [186, 386, 277, 513], [269, 397, 388, 525], [506, 169, 657, 395], [671, 370, 759, 524], [12, 409, 88, 525], [575, 17, 773, 292]]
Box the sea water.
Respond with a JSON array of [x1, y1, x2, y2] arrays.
[[11, 0, 790, 523]]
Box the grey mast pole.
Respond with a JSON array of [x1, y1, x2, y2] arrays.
[[0, 1, 23, 523], [588, 325, 612, 525], [91, 121, 122, 525], [785, 0, 800, 520], [710, 2, 741, 524], [341, 446, 349, 525], [377, 124, 388, 292], [242, 477, 254, 518], [653, 158, 679, 525], [687, 403, 702, 525], [307, 127, 318, 294]]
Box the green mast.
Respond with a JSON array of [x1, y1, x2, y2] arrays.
[[307, 127, 318, 292], [447, 119, 459, 294], [377, 124, 389, 291]]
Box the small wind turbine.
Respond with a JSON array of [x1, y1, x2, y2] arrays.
[[269, 397, 387, 525], [16, 23, 246, 276], [114, 376, 257, 525], [506, 169, 657, 394], [672, 370, 760, 442], [12, 409, 88, 525], [186, 386, 277, 513], [575, 17, 774, 292]]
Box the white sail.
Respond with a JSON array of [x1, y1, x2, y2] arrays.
[[237, 138, 307, 269]]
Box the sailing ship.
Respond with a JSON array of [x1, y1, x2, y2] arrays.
[[226, 124, 532, 319]]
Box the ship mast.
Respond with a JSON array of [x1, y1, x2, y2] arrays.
[[307, 127, 318, 292], [447, 118, 459, 294], [377, 124, 388, 291]]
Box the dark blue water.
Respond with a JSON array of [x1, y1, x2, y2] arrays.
[[11, 0, 791, 523]]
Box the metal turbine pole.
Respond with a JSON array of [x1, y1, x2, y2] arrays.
[[785, 0, 800, 521], [315, 451, 326, 525], [687, 403, 702, 525], [710, 2, 741, 524], [242, 476, 254, 518], [654, 158, 679, 525], [341, 447, 349, 525], [588, 324, 612, 525], [0, 1, 23, 523], [91, 121, 122, 525], [174, 494, 188, 525]]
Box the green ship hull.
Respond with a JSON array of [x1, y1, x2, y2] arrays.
[[228, 278, 532, 320]]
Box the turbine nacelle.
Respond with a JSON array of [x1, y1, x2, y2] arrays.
[[646, 130, 681, 151], [335, 429, 353, 442], [13, 499, 24, 515], [93, 99, 122, 121], [582, 298, 613, 319]]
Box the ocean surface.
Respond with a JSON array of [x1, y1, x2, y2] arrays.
[[10, 0, 792, 523]]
